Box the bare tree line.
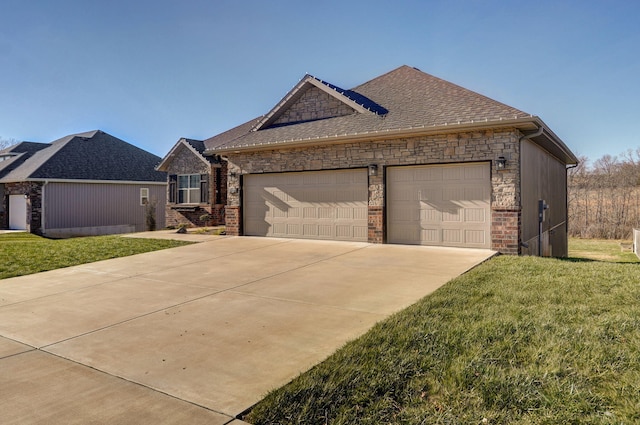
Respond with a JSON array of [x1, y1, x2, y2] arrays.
[[568, 149, 640, 239], [0, 137, 16, 150]]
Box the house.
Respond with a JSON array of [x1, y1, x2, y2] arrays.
[[172, 65, 578, 256], [155, 138, 227, 228], [0, 130, 166, 237]]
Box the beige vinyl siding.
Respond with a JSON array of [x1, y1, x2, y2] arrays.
[[387, 163, 491, 248], [44, 182, 166, 233], [243, 169, 368, 242], [520, 139, 568, 257]]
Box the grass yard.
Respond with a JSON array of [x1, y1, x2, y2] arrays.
[[569, 237, 639, 263], [245, 242, 640, 424], [0, 233, 193, 279]]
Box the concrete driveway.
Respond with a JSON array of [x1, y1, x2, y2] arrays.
[[0, 236, 494, 424]]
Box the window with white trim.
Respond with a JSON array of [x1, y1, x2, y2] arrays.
[[178, 174, 201, 204], [140, 188, 149, 205]]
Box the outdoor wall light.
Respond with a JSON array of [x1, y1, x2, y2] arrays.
[[496, 156, 507, 170], [230, 171, 237, 178], [368, 164, 378, 176]]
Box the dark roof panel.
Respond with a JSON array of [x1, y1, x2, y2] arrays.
[[0, 130, 165, 183]]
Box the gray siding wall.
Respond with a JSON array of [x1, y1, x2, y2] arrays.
[[44, 182, 166, 234], [521, 139, 568, 257]]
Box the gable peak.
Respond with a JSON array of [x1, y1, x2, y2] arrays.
[[252, 73, 386, 131]]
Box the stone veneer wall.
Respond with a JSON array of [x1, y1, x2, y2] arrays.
[[272, 87, 356, 126], [164, 144, 227, 228], [225, 128, 521, 253], [3, 181, 43, 234]]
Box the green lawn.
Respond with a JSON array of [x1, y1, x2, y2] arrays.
[[569, 237, 639, 263], [0, 233, 193, 279], [245, 241, 640, 424]]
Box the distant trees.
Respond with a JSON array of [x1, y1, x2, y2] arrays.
[[568, 149, 640, 239], [0, 137, 16, 150]]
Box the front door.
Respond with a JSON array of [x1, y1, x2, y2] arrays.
[[9, 194, 28, 230]]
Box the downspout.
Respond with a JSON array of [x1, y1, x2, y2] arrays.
[[41, 180, 48, 236], [519, 125, 545, 143], [565, 163, 579, 253]]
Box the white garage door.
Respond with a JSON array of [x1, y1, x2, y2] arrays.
[[387, 163, 491, 248], [244, 169, 368, 242], [9, 194, 28, 230]]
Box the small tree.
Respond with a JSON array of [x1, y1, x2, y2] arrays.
[[144, 198, 157, 231]]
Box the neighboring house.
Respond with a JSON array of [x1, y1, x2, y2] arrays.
[[0, 130, 166, 237], [155, 138, 227, 228], [181, 65, 578, 256]]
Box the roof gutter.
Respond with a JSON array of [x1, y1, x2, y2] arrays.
[[207, 116, 542, 155], [518, 122, 578, 165], [518, 125, 544, 142]]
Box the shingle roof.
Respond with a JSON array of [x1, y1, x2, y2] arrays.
[[0, 130, 166, 183], [0, 142, 50, 179], [204, 65, 578, 164], [204, 65, 538, 153]]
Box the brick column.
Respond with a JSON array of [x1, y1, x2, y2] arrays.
[[368, 206, 384, 243], [225, 206, 241, 236], [491, 207, 520, 254]]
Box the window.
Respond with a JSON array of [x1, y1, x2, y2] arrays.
[[169, 173, 209, 204], [178, 174, 201, 204], [140, 188, 149, 205]]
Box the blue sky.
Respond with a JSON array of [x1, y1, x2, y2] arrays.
[[1, 0, 638, 164]]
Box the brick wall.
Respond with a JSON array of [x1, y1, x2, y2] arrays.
[[164, 143, 226, 228], [491, 208, 521, 254], [225, 206, 241, 236], [368, 206, 384, 243]]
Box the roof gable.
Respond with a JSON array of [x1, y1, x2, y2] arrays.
[[253, 75, 386, 131], [156, 138, 212, 172]]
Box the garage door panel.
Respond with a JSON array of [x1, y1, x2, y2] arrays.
[[465, 230, 486, 245], [244, 170, 368, 242], [388, 163, 491, 248], [421, 228, 440, 244], [442, 209, 462, 222], [353, 207, 367, 220], [442, 229, 462, 243], [464, 208, 487, 222], [420, 207, 441, 223], [443, 167, 464, 181], [464, 164, 488, 179], [415, 167, 443, 181], [443, 187, 465, 201]]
